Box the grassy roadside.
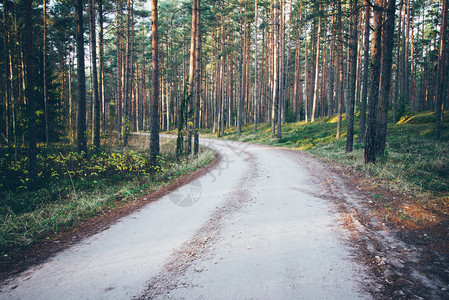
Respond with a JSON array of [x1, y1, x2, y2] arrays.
[[0, 135, 215, 256], [205, 111, 449, 252]]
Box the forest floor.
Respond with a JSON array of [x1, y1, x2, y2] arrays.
[[0, 134, 448, 299]]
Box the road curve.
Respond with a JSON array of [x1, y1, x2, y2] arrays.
[[0, 138, 372, 299]]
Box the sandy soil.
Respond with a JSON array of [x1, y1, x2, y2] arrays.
[[1, 138, 447, 299]]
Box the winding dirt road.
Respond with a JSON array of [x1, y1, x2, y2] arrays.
[[1, 138, 446, 299]]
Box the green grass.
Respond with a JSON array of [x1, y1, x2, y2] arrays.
[[207, 110, 449, 198], [0, 136, 215, 255]]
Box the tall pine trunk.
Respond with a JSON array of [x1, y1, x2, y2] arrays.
[[237, 6, 244, 135], [43, 0, 49, 145], [271, 0, 279, 136], [435, 0, 448, 140], [345, 0, 359, 153], [311, 6, 321, 123], [24, 0, 37, 186], [253, 0, 258, 134], [336, 0, 344, 138], [193, 0, 201, 154], [186, 0, 198, 152], [364, 0, 383, 164], [359, 2, 370, 143], [76, 0, 87, 153], [123, 0, 132, 145], [377, 0, 397, 155], [99, 0, 106, 133], [89, 0, 100, 148], [116, 0, 122, 138], [149, 0, 160, 165]]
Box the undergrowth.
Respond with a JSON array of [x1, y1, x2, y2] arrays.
[[0, 135, 215, 255]]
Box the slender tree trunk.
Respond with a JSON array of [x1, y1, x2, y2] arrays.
[[293, 27, 300, 119], [404, 0, 411, 106], [336, 0, 344, 138], [285, 0, 293, 118], [99, 0, 106, 133], [149, 0, 160, 165], [311, 7, 321, 123], [116, 0, 122, 138], [328, 12, 335, 117], [377, 0, 396, 155], [193, 0, 201, 154], [253, 0, 258, 134], [237, 6, 244, 135], [68, 51, 73, 144], [320, 20, 327, 118], [436, 0, 448, 140], [304, 29, 309, 122], [365, 0, 383, 164], [355, 17, 363, 109], [220, 50, 225, 135], [3, 0, 11, 146], [345, 0, 359, 153], [89, 0, 100, 148], [24, 0, 37, 186], [400, 1, 407, 104], [242, 10, 249, 129], [277, 0, 284, 138], [76, 0, 87, 153], [359, 2, 370, 143], [123, 0, 132, 145], [410, 8, 416, 110], [271, 0, 279, 136], [393, 0, 403, 123], [141, 34, 147, 131], [187, 0, 198, 153], [43, 0, 49, 145]]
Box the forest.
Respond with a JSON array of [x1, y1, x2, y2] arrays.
[[1, 0, 448, 166], [0, 0, 448, 253]]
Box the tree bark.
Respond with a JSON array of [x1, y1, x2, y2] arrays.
[[43, 0, 49, 145], [123, 0, 132, 145], [193, 0, 201, 154], [393, 0, 403, 123], [24, 0, 37, 186], [76, 0, 87, 153], [149, 0, 160, 165], [187, 0, 198, 153], [404, 0, 411, 106], [311, 5, 321, 123], [364, 0, 383, 164], [253, 0, 258, 134], [116, 0, 122, 138], [359, 2, 370, 143], [99, 0, 106, 133], [435, 0, 448, 140], [336, 0, 344, 138], [345, 0, 359, 153], [277, 0, 284, 138], [376, 0, 396, 155], [89, 0, 100, 148], [237, 5, 244, 135], [327, 12, 335, 117], [3, 0, 11, 146], [271, 0, 279, 136]]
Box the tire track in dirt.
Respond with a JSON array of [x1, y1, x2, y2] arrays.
[[136, 144, 259, 299]]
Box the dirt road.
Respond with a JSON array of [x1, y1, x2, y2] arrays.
[[1, 138, 446, 299]]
